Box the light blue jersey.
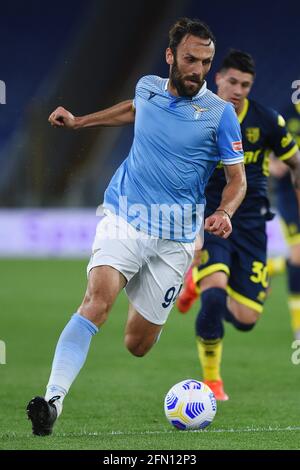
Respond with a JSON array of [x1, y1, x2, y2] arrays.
[[104, 75, 244, 242]]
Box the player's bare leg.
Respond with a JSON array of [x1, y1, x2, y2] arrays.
[[124, 303, 163, 357], [227, 298, 260, 325], [27, 265, 126, 436], [78, 265, 127, 325]]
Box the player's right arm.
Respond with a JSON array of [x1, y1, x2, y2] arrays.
[[48, 100, 135, 129]]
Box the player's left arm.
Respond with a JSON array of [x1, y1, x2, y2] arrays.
[[205, 102, 247, 238]]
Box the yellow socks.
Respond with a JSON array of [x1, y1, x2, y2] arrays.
[[196, 337, 223, 381], [288, 295, 300, 338]]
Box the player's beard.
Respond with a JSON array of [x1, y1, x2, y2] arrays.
[[170, 57, 204, 98]]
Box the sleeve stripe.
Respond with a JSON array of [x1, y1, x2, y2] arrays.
[[221, 157, 244, 165], [278, 144, 299, 161]]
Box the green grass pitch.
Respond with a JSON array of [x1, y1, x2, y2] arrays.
[[1, 259, 300, 450]]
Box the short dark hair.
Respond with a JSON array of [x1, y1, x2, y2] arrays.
[[168, 17, 216, 56], [219, 49, 256, 76]]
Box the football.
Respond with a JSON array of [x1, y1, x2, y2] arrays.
[[164, 379, 217, 430]]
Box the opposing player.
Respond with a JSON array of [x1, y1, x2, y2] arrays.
[[177, 50, 300, 400], [269, 102, 300, 339], [26, 18, 246, 435]]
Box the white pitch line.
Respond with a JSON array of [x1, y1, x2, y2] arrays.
[[2, 426, 300, 440], [54, 425, 300, 438]]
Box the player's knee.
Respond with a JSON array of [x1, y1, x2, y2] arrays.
[[124, 335, 151, 357], [195, 287, 226, 339], [79, 291, 113, 326]]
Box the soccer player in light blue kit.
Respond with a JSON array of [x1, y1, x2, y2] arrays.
[[27, 18, 246, 435]]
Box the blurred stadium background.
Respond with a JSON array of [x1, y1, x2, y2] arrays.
[[0, 0, 299, 257], [1, 0, 300, 450]]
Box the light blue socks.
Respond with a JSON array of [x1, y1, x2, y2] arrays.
[[45, 313, 98, 416]]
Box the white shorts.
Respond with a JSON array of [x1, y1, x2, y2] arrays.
[[87, 211, 194, 325]]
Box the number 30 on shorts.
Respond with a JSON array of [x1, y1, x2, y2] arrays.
[[250, 261, 268, 288], [162, 284, 183, 308]]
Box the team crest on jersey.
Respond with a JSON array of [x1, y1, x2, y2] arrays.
[[245, 127, 260, 143], [192, 104, 208, 120]]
